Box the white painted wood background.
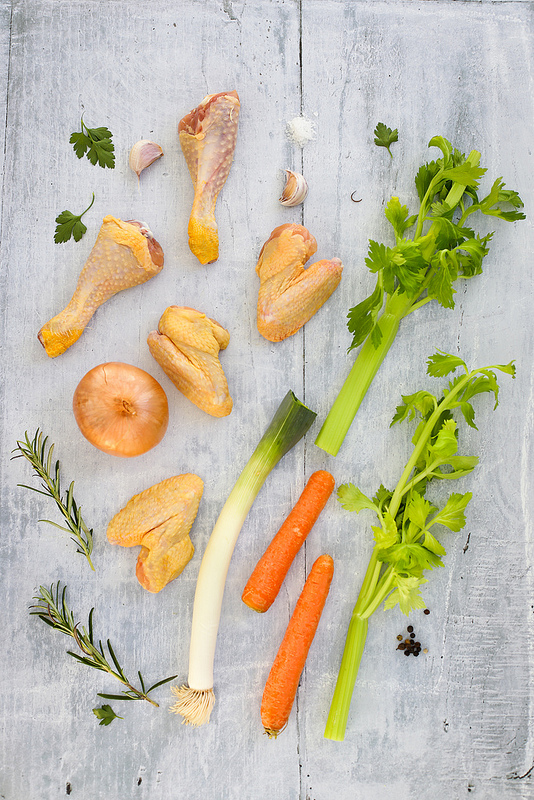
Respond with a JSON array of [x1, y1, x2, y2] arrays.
[[1, 1, 533, 798]]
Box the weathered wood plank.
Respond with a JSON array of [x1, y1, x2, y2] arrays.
[[302, 3, 534, 799]]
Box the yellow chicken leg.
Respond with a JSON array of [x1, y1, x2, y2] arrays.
[[38, 216, 164, 357], [147, 306, 233, 417], [179, 90, 240, 264], [107, 474, 203, 593], [256, 223, 343, 342]]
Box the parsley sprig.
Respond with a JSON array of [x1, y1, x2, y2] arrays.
[[93, 704, 123, 726], [70, 117, 115, 169], [325, 350, 516, 741], [374, 122, 398, 157], [54, 192, 95, 243], [316, 135, 525, 456], [31, 582, 177, 708]]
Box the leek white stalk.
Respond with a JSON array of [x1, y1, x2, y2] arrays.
[[171, 390, 316, 726]]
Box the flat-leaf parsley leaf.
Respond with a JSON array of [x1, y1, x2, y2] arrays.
[[54, 193, 95, 244], [374, 122, 398, 157], [70, 117, 115, 169], [93, 704, 123, 726]]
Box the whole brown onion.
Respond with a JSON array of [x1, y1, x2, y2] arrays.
[[73, 362, 169, 457]]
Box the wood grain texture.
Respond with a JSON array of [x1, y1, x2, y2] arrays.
[[0, 1, 532, 798]]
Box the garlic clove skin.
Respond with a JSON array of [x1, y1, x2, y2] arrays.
[[279, 169, 308, 207], [129, 139, 164, 178]]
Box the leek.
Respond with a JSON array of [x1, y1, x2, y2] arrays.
[[315, 135, 525, 456], [324, 351, 515, 740], [171, 390, 316, 726]]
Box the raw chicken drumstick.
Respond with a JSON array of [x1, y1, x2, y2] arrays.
[[38, 216, 164, 357], [256, 223, 343, 342], [107, 474, 203, 593], [147, 306, 233, 417], [179, 90, 240, 264]]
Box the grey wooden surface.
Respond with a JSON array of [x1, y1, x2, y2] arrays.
[[1, 1, 533, 798]]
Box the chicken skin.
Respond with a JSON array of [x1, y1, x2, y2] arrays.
[[147, 306, 233, 417], [179, 90, 240, 264], [38, 216, 164, 357], [107, 474, 203, 594], [256, 223, 343, 342]]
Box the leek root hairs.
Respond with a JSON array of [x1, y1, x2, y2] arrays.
[[170, 685, 215, 726]]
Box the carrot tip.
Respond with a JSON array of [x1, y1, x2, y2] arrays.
[[263, 726, 285, 739]]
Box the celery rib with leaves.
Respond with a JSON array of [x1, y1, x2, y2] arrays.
[[315, 135, 525, 456], [324, 351, 515, 741]]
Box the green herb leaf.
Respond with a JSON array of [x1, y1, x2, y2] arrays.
[[415, 160, 441, 202], [406, 491, 437, 530], [54, 193, 95, 244], [93, 704, 123, 726], [372, 511, 398, 549], [347, 280, 384, 351], [374, 122, 398, 157], [467, 177, 526, 223], [383, 574, 428, 615], [385, 196, 417, 240], [427, 351, 467, 378], [422, 530, 447, 556], [337, 483, 378, 514], [391, 390, 436, 426], [70, 117, 115, 169], [429, 491, 472, 532]]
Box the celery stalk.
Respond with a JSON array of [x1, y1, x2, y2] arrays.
[[315, 136, 524, 457], [324, 352, 515, 740], [315, 291, 412, 455]]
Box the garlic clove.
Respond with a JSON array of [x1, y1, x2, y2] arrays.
[[279, 169, 308, 207], [129, 139, 164, 178]]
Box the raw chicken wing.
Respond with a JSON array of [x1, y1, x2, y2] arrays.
[[107, 474, 203, 593], [256, 223, 343, 342], [147, 306, 233, 417]]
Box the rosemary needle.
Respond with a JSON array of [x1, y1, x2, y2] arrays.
[[31, 582, 177, 706], [13, 429, 95, 570]]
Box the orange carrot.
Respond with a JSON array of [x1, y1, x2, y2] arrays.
[[261, 554, 334, 737], [242, 470, 335, 612]]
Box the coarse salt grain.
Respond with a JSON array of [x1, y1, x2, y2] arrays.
[[286, 116, 316, 147]]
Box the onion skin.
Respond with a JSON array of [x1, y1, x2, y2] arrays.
[[73, 362, 169, 457]]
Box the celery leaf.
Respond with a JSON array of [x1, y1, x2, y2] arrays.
[[347, 281, 384, 351], [385, 196, 416, 239], [406, 491, 436, 530], [383, 574, 428, 615], [337, 483, 378, 514], [429, 492, 472, 532], [372, 511, 398, 549], [426, 351, 467, 378]]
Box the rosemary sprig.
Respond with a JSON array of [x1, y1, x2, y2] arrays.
[[31, 582, 177, 707], [13, 429, 95, 570]]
